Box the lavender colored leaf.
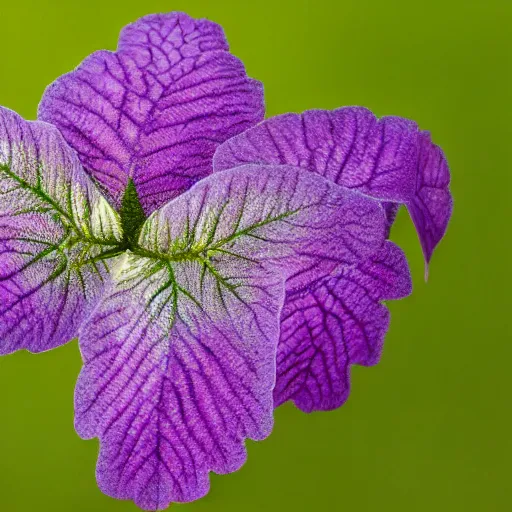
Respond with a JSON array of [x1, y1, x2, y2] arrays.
[[38, 12, 265, 214], [75, 165, 386, 509], [274, 241, 412, 412], [0, 107, 122, 354], [213, 107, 452, 265]]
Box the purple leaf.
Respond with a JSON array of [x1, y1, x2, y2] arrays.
[[213, 107, 452, 266], [38, 12, 265, 215], [75, 165, 386, 509], [274, 241, 412, 412], [0, 107, 122, 355], [407, 131, 453, 272]]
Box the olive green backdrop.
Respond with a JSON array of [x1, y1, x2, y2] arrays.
[[0, 1, 510, 511]]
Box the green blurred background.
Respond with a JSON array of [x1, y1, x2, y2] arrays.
[[0, 0, 510, 510]]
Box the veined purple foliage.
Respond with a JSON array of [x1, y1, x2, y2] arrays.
[[213, 108, 452, 412], [75, 166, 386, 508], [0, 107, 122, 354], [213, 107, 453, 266], [0, 9, 452, 511], [273, 241, 412, 412], [38, 12, 265, 214]]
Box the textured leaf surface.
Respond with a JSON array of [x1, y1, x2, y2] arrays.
[[274, 241, 412, 412], [213, 107, 452, 264], [38, 12, 265, 214], [0, 107, 122, 354], [75, 165, 387, 509]]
